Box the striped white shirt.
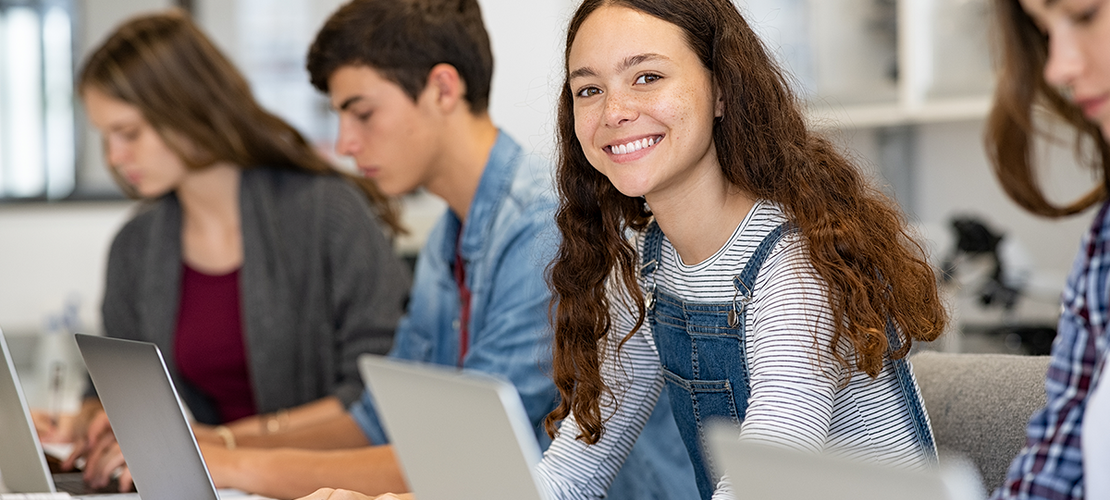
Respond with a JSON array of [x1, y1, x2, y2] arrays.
[[536, 201, 932, 499]]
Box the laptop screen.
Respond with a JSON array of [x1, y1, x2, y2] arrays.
[[358, 354, 548, 500], [0, 327, 59, 494], [74, 334, 219, 500]]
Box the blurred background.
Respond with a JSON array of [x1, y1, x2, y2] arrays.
[[0, 0, 1094, 406]]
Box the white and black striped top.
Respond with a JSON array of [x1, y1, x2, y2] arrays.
[[536, 201, 933, 500]]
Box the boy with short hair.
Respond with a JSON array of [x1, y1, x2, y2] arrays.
[[193, 0, 697, 498]]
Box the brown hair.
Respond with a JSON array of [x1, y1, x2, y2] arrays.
[[306, 0, 493, 113], [545, 0, 947, 444], [79, 9, 403, 234], [985, 0, 1109, 216]]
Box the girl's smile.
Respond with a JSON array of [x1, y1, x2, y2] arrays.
[[604, 134, 664, 161]]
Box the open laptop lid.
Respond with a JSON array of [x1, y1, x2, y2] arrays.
[[0, 327, 58, 493], [705, 423, 966, 500], [357, 354, 548, 500], [74, 334, 218, 500]]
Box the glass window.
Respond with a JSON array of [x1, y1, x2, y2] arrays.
[[0, 0, 76, 200], [207, 0, 346, 168]]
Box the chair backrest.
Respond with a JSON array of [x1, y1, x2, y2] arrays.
[[910, 351, 1050, 493]]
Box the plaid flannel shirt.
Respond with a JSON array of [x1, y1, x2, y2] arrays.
[[992, 201, 1110, 500]]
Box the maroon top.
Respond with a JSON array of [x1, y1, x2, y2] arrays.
[[174, 263, 256, 423], [454, 232, 472, 368]]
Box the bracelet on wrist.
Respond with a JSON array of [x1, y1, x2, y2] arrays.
[[214, 425, 236, 449]]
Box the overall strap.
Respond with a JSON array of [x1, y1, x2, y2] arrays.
[[640, 221, 665, 279], [732, 224, 789, 300], [886, 320, 939, 463], [725, 224, 790, 326], [640, 222, 666, 308]]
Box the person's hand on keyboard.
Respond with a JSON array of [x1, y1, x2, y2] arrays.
[[62, 410, 133, 492], [58, 398, 104, 471]]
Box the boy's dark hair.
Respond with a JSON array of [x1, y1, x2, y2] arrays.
[[307, 0, 494, 113]]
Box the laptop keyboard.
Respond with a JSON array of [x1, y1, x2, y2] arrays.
[[51, 473, 120, 496]]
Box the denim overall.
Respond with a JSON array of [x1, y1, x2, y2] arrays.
[[640, 222, 937, 499]]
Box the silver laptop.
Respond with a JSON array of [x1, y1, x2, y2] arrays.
[[0, 326, 131, 497], [705, 423, 984, 500], [0, 326, 62, 494], [74, 334, 268, 500], [358, 354, 549, 500]]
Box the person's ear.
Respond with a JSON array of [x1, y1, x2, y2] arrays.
[[423, 63, 465, 113], [714, 84, 724, 118]]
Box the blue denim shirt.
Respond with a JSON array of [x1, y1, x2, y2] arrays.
[[350, 132, 698, 499], [350, 132, 559, 448]]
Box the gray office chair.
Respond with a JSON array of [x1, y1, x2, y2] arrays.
[[910, 350, 1050, 493]]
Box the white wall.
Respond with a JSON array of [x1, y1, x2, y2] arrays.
[[481, 0, 575, 156], [829, 118, 1095, 331], [0, 202, 134, 335], [829, 120, 1095, 279]]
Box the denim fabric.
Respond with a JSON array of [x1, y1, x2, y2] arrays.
[[350, 133, 698, 499], [884, 320, 939, 467], [350, 132, 559, 447], [642, 221, 935, 500], [644, 222, 786, 499]]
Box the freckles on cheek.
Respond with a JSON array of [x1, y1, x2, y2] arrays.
[[648, 92, 687, 126], [669, 90, 714, 131]]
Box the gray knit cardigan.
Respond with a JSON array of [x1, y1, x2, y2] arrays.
[[99, 167, 410, 424]]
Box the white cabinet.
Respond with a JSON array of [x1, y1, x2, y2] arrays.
[[737, 0, 994, 129]]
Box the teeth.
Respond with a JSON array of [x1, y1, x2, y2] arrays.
[[611, 136, 659, 155]]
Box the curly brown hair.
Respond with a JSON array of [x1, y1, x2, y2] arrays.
[[984, 0, 1109, 217], [545, 0, 948, 444]]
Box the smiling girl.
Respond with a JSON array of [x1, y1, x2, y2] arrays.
[[535, 0, 947, 498]]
